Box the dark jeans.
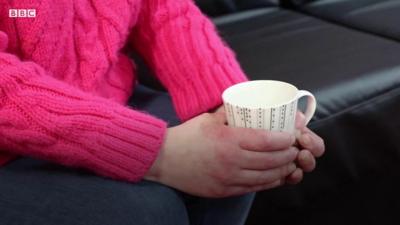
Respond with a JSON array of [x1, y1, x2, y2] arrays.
[[0, 85, 255, 225]]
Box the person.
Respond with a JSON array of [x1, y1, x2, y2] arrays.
[[0, 0, 325, 225]]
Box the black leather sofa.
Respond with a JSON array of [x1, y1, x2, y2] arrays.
[[136, 1, 400, 224]]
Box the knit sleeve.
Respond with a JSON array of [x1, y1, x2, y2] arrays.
[[130, 0, 248, 121], [0, 32, 167, 182]]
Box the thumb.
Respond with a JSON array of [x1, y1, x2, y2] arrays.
[[295, 111, 307, 139], [211, 105, 227, 124], [295, 111, 307, 129]]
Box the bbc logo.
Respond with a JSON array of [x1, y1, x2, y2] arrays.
[[9, 9, 36, 18]]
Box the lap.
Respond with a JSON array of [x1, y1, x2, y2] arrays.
[[0, 84, 254, 225], [0, 157, 190, 225]]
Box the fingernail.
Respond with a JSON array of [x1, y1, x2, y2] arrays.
[[290, 134, 296, 144], [290, 147, 299, 154], [294, 130, 301, 139], [289, 163, 296, 172], [300, 151, 311, 161], [302, 134, 311, 146]]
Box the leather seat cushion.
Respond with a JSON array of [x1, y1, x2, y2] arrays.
[[299, 0, 400, 41]]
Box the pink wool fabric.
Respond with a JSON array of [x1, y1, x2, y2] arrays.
[[0, 0, 248, 182]]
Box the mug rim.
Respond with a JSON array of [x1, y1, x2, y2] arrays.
[[222, 80, 299, 109]]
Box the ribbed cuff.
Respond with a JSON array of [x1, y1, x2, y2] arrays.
[[168, 62, 248, 121], [85, 104, 168, 182], [27, 93, 169, 182]]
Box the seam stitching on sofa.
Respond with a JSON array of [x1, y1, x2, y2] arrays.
[[286, 8, 400, 44]]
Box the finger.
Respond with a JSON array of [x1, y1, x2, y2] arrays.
[[233, 163, 296, 186], [228, 179, 284, 196], [298, 128, 325, 157], [285, 168, 303, 185], [238, 147, 298, 170], [248, 179, 284, 192], [297, 150, 316, 172], [232, 127, 295, 152]]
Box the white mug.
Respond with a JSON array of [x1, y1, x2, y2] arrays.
[[222, 80, 317, 133]]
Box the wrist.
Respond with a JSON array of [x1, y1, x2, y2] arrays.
[[144, 128, 171, 182]]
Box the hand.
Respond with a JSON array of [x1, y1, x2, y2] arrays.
[[145, 106, 298, 198], [286, 112, 325, 184]]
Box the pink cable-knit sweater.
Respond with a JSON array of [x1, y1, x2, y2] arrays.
[[0, 0, 248, 182]]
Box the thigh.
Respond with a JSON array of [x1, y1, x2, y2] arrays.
[[184, 193, 255, 225], [0, 158, 190, 225]]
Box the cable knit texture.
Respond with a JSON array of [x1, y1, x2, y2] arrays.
[[0, 0, 248, 182]]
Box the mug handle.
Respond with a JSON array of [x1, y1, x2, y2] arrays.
[[296, 90, 317, 125]]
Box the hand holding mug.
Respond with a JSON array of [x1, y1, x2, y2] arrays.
[[145, 80, 325, 197], [145, 106, 299, 198]]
